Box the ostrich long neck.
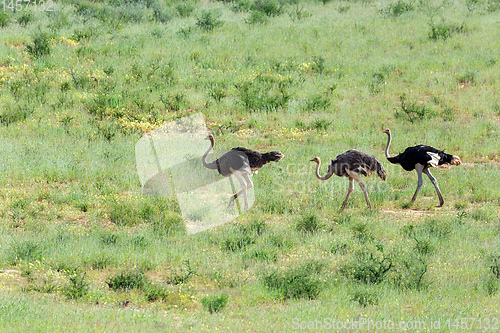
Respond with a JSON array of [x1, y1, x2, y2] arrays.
[[202, 138, 218, 170], [384, 132, 392, 159], [314, 160, 334, 180]]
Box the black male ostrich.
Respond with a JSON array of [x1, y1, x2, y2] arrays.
[[310, 150, 386, 211], [382, 128, 461, 206], [202, 134, 284, 211]]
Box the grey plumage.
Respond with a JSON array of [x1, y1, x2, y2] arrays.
[[311, 150, 386, 210], [202, 134, 284, 211]]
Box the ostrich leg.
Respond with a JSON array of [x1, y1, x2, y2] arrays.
[[340, 177, 354, 211], [423, 168, 444, 207], [352, 173, 372, 209], [228, 171, 249, 211], [411, 164, 425, 203]]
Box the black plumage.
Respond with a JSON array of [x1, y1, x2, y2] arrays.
[[383, 128, 461, 206], [310, 150, 386, 210], [387, 145, 457, 171]]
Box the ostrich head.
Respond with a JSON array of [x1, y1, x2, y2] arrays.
[[310, 157, 321, 163], [382, 128, 391, 135], [310, 156, 334, 180], [205, 134, 215, 146], [266, 151, 285, 162], [451, 155, 462, 166]]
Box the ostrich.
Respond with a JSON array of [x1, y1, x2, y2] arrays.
[[382, 128, 461, 206], [310, 150, 386, 211], [202, 134, 284, 211]]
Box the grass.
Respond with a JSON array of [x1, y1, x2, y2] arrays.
[[0, 0, 499, 331]]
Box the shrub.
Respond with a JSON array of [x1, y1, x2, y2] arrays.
[[201, 293, 229, 314], [349, 288, 379, 306], [380, 0, 413, 17], [26, 32, 51, 58], [236, 73, 293, 111], [253, 0, 283, 17], [395, 94, 436, 123], [176, 2, 195, 18], [339, 245, 392, 284], [0, 107, 31, 126], [143, 283, 172, 302], [63, 270, 89, 299], [295, 213, 322, 233], [391, 255, 429, 290], [196, 10, 223, 31], [428, 21, 464, 40], [245, 10, 269, 24], [0, 12, 9, 28], [166, 260, 197, 285], [106, 270, 147, 291], [261, 261, 324, 299]]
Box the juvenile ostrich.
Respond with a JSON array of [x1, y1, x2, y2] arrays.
[[382, 128, 461, 206], [310, 150, 386, 211], [202, 134, 284, 211]]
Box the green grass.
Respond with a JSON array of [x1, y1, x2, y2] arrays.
[[0, 0, 499, 331]]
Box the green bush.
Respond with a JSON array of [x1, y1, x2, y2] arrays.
[[63, 270, 89, 299], [339, 245, 392, 284], [106, 270, 147, 291], [236, 73, 293, 111], [395, 94, 436, 123], [26, 32, 51, 58], [196, 10, 223, 31], [201, 293, 229, 314], [428, 21, 464, 40], [262, 261, 324, 299], [380, 0, 413, 17], [350, 288, 379, 306], [0, 12, 9, 28], [295, 213, 322, 233], [143, 283, 172, 302]]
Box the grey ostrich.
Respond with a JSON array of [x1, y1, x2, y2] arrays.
[[202, 134, 284, 211], [383, 128, 461, 206], [310, 150, 386, 210]]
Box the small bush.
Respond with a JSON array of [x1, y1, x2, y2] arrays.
[[0, 107, 31, 126], [106, 271, 147, 291], [166, 260, 196, 285], [63, 270, 89, 299], [253, 0, 283, 17], [428, 21, 464, 40], [17, 11, 33, 27], [350, 288, 379, 306], [0, 12, 9, 28], [26, 32, 51, 58], [176, 2, 195, 17], [262, 261, 324, 299], [236, 73, 293, 111], [339, 245, 392, 284], [392, 255, 429, 290], [484, 276, 499, 295], [245, 10, 269, 24], [143, 283, 172, 302], [457, 71, 477, 85], [196, 10, 223, 31], [201, 293, 229, 314], [395, 94, 436, 123], [295, 213, 322, 233], [380, 0, 413, 17]]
